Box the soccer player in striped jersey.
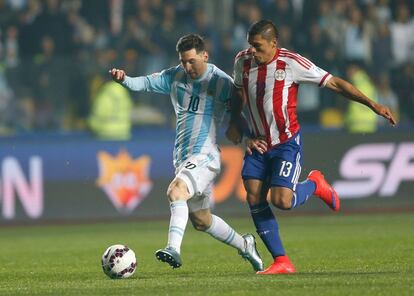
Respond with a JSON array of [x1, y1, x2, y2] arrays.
[[226, 20, 396, 275], [110, 34, 263, 272]]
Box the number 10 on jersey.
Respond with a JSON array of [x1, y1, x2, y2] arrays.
[[188, 95, 200, 112]]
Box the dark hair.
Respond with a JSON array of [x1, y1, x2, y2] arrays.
[[248, 20, 279, 41], [176, 34, 206, 53]]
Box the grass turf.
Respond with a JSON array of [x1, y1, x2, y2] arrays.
[[0, 213, 413, 296]]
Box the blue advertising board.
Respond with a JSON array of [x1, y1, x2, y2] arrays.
[[1, 129, 413, 223]]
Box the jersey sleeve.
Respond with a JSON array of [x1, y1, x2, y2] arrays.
[[233, 56, 244, 88], [219, 76, 234, 112], [289, 55, 332, 87], [122, 67, 175, 94]]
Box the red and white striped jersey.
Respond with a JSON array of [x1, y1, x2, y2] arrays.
[[233, 48, 332, 147]]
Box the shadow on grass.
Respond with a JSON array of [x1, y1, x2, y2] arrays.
[[139, 269, 405, 279], [295, 270, 402, 276]]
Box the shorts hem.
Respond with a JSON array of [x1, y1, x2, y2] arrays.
[[242, 175, 266, 181], [175, 173, 196, 197], [270, 181, 295, 190]]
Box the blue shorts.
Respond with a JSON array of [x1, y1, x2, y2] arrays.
[[242, 132, 303, 190]]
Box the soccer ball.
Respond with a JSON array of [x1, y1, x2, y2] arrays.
[[101, 244, 137, 279]]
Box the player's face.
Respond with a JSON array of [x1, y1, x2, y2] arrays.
[[179, 49, 208, 79], [248, 34, 277, 64]]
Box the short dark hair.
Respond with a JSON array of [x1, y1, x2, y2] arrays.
[[248, 20, 279, 41], [176, 34, 206, 53]]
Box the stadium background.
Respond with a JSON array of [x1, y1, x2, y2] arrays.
[[0, 0, 413, 223]]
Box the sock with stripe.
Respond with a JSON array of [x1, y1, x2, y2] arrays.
[[250, 202, 285, 258], [291, 179, 316, 209], [166, 200, 189, 254], [205, 215, 245, 251]]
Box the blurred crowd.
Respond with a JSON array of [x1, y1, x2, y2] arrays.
[[0, 0, 413, 135]]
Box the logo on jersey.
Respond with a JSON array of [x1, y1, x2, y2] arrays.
[[274, 69, 286, 81], [96, 150, 152, 213]]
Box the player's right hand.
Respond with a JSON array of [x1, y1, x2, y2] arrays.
[[246, 137, 267, 155], [372, 102, 397, 126], [226, 122, 242, 144], [109, 68, 126, 83]]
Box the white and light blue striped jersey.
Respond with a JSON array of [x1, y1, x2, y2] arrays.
[[122, 63, 233, 168]]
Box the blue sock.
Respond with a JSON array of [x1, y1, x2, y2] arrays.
[[291, 179, 316, 208], [249, 202, 285, 258]]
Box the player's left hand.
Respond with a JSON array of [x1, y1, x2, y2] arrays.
[[246, 137, 267, 155], [373, 103, 397, 126], [109, 68, 126, 83]]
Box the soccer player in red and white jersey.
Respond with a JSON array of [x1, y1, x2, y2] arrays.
[[226, 20, 396, 275]]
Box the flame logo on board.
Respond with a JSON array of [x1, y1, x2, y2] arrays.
[[97, 150, 152, 213]]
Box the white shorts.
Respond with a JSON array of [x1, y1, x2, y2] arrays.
[[175, 152, 220, 213]]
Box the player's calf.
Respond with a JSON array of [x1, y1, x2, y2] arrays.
[[189, 211, 211, 231]]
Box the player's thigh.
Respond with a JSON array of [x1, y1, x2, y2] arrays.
[[242, 150, 270, 205], [176, 154, 219, 198], [187, 183, 214, 213], [242, 149, 268, 181]]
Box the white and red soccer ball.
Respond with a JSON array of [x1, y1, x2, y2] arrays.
[[101, 244, 137, 279]]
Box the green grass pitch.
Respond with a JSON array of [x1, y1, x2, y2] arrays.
[[0, 213, 413, 296]]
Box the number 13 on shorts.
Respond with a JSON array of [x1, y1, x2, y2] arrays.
[[271, 154, 301, 190], [279, 160, 293, 177]]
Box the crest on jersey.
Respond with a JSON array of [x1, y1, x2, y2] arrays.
[[274, 69, 286, 81]]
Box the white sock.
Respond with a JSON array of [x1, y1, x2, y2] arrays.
[[166, 200, 188, 254], [205, 215, 245, 251]]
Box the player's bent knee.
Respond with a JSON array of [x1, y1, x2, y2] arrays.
[[167, 179, 190, 202], [246, 193, 263, 206], [270, 187, 294, 210], [271, 195, 292, 210], [167, 188, 188, 202], [244, 180, 267, 206]]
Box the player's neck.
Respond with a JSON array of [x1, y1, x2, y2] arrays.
[[262, 49, 279, 64]]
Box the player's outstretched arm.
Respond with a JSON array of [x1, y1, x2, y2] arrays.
[[325, 76, 397, 126], [109, 68, 126, 83]]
